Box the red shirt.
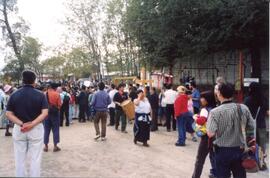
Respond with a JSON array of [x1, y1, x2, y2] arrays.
[[174, 94, 189, 118], [47, 89, 62, 109]]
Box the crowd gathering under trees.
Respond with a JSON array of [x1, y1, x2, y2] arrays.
[[0, 72, 269, 177], [0, 0, 269, 177], [0, 0, 268, 82]]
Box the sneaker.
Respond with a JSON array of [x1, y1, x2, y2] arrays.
[[175, 142, 185, 147], [121, 130, 128, 134], [192, 137, 197, 142], [94, 135, 101, 140], [101, 137, 106, 141]]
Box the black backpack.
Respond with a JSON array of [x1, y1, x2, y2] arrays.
[[63, 94, 70, 106]]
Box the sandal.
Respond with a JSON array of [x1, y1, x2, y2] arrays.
[[53, 146, 61, 152]]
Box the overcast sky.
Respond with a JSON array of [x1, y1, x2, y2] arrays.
[[0, 0, 68, 70]]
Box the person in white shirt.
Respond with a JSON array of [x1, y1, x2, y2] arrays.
[[163, 84, 178, 132], [108, 84, 118, 126], [133, 89, 152, 147], [158, 87, 167, 126]]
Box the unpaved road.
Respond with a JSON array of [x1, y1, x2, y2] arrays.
[[0, 120, 268, 178]]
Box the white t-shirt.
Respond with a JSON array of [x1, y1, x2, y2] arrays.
[[200, 108, 209, 118], [108, 89, 118, 108], [135, 98, 151, 114], [163, 89, 178, 105]]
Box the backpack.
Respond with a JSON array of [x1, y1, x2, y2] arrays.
[[63, 94, 70, 106]]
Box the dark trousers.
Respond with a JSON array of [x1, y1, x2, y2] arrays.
[[109, 108, 115, 126], [44, 113, 60, 145], [215, 147, 246, 178], [115, 109, 127, 131], [94, 111, 107, 137], [151, 108, 158, 131], [79, 104, 87, 122], [192, 135, 216, 178], [60, 106, 69, 126], [166, 104, 176, 131]]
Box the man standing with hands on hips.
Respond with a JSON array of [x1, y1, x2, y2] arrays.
[[6, 70, 48, 177]]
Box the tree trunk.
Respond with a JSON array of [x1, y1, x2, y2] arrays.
[[250, 47, 261, 81], [3, 0, 23, 72]]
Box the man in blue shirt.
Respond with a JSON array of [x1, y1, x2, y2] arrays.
[[91, 82, 111, 141], [6, 70, 48, 177], [191, 82, 200, 114]]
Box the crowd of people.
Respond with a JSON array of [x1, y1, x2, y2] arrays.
[[0, 70, 269, 178]]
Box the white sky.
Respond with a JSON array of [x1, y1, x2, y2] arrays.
[[17, 0, 67, 52], [0, 0, 68, 70]]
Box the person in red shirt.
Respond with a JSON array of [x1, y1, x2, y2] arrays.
[[174, 86, 189, 146]]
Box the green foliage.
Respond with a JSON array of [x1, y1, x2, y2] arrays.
[[125, 0, 268, 69], [42, 48, 97, 79], [3, 36, 42, 81]]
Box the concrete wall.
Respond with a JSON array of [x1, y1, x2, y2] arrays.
[[169, 49, 269, 87]]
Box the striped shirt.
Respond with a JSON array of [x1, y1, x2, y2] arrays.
[[207, 101, 254, 147]]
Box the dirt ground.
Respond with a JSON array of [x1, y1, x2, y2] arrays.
[[0, 120, 269, 178]]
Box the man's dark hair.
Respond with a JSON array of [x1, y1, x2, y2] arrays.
[[118, 83, 125, 89], [190, 81, 196, 88], [81, 85, 86, 90], [22, 70, 36, 84], [201, 91, 216, 108], [218, 83, 234, 99], [165, 84, 172, 89], [111, 84, 116, 89], [62, 87, 67, 92], [98, 82, 105, 90], [136, 89, 144, 95]]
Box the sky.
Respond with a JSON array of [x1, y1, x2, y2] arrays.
[[0, 0, 68, 70]]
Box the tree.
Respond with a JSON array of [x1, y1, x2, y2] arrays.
[[0, 0, 29, 73], [2, 36, 42, 82], [21, 37, 42, 77], [64, 0, 103, 79], [125, 0, 268, 79]]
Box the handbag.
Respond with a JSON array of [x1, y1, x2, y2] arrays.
[[46, 92, 59, 115], [237, 104, 259, 173]]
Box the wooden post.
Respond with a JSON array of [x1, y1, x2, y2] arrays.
[[237, 50, 244, 103]]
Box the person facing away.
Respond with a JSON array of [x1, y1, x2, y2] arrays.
[[44, 83, 62, 153], [108, 84, 118, 126], [174, 86, 189, 146], [149, 87, 159, 131], [207, 83, 255, 178], [190, 81, 200, 114], [78, 85, 88, 122], [91, 82, 111, 141], [60, 87, 71, 127], [6, 70, 48, 177], [244, 82, 269, 170], [164, 84, 178, 132]]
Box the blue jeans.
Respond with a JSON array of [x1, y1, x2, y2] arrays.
[[69, 105, 74, 123], [176, 112, 189, 144], [215, 146, 246, 178], [44, 113, 60, 145]]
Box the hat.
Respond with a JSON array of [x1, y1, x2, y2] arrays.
[[4, 84, 12, 93], [177, 86, 186, 93]]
